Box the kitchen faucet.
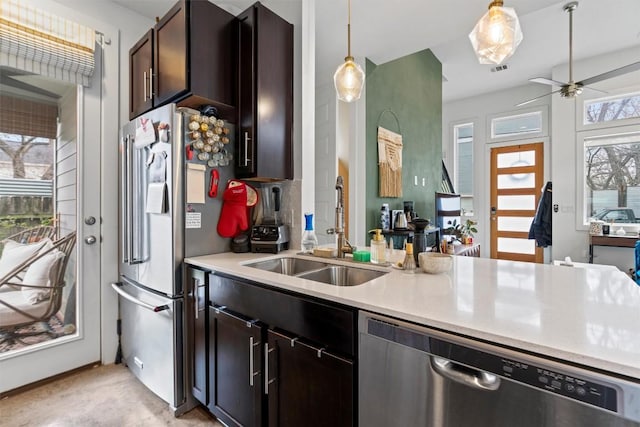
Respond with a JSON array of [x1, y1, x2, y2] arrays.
[[326, 176, 355, 258]]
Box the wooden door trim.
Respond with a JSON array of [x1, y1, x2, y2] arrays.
[[490, 142, 544, 263]]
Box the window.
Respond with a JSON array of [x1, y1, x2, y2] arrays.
[[581, 130, 640, 225], [453, 123, 473, 196], [584, 92, 640, 125], [491, 111, 542, 139]]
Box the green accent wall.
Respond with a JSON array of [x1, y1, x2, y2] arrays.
[[365, 49, 442, 234]]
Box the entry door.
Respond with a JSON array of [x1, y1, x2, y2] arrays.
[[0, 51, 104, 391], [490, 143, 544, 263]]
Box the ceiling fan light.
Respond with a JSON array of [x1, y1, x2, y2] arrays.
[[334, 56, 365, 102], [469, 4, 523, 65]]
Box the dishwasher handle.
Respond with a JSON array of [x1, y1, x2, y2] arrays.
[[431, 356, 501, 391]]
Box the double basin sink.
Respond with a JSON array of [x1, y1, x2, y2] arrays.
[[244, 257, 387, 287]]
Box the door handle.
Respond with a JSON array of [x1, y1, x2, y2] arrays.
[[143, 71, 147, 101], [242, 132, 251, 167], [264, 343, 275, 394], [85, 235, 97, 245], [149, 67, 154, 99], [249, 336, 260, 386], [111, 282, 170, 313], [431, 356, 501, 391], [193, 277, 200, 320]]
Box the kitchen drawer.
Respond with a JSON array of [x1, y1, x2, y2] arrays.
[[209, 273, 356, 357]]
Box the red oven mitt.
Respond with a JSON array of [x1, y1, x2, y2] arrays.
[[217, 181, 249, 237]]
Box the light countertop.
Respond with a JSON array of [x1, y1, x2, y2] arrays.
[[186, 250, 640, 379]]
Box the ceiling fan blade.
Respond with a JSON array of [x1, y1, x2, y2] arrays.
[[582, 85, 607, 95], [530, 77, 567, 87], [516, 89, 563, 107], [579, 61, 640, 86]]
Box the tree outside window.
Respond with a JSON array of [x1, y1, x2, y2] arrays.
[[583, 92, 640, 221]]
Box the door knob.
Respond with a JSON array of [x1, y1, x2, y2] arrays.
[[85, 216, 96, 225], [85, 235, 97, 245]]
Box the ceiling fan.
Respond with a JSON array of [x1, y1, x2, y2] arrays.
[[517, 1, 640, 107]]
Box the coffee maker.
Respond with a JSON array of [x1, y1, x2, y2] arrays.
[[250, 183, 290, 253]]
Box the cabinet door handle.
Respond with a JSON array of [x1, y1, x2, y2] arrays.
[[193, 278, 200, 320], [149, 67, 154, 99], [249, 336, 261, 386], [143, 71, 147, 101], [264, 343, 275, 394], [242, 132, 251, 166]]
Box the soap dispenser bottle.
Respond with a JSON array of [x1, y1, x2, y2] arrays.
[[301, 213, 319, 253], [369, 229, 387, 264]]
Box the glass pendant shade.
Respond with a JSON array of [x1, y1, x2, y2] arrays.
[[469, 4, 523, 65], [334, 56, 365, 102]]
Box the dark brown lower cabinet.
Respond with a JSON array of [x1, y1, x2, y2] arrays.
[[204, 273, 356, 426], [266, 329, 353, 427], [187, 267, 208, 405], [208, 306, 263, 427]]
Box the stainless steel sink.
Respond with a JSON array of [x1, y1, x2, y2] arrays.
[[245, 257, 328, 275], [297, 265, 387, 287]]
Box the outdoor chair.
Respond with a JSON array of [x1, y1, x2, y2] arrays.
[[2, 225, 57, 245], [0, 231, 76, 346]]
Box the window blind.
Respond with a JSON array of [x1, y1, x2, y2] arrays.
[[0, 94, 58, 139], [0, 0, 95, 86]]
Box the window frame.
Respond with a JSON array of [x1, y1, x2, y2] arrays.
[[577, 87, 640, 132], [452, 121, 474, 197], [575, 123, 640, 231], [487, 106, 548, 143]]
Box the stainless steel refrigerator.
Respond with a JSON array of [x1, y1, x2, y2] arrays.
[[113, 103, 233, 415]]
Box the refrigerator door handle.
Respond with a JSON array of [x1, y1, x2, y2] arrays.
[[121, 136, 131, 264], [111, 282, 170, 313], [129, 144, 146, 265]]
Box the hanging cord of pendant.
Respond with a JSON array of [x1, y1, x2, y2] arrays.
[[347, 0, 352, 58]]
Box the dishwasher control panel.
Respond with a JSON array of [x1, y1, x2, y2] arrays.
[[499, 358, 618, 412]]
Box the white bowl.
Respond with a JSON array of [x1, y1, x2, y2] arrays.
[[419, 252, 452, 274]]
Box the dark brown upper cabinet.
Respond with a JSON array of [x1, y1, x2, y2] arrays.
[[236, 2, 293, 181], [129, 0, 236, 121], [129, 29, 153, 120]]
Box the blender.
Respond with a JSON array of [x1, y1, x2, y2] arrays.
[[250, 183, 290, 253]]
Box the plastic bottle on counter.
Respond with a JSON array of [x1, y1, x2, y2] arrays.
[[380, 204, 390, 230], [369, 229, 387, 264], [301, 213, 319, 253]]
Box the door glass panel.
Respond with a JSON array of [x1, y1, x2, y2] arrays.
[[498, 217, 535, 232], [497, 195, 535, 210], [497, 151, 536, 168], [497, 173, 535, 189], [498, 237, 536, 254], [0, 73, 78, 356]]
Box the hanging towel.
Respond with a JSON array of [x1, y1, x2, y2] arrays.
[[528, 181, 552, 247]]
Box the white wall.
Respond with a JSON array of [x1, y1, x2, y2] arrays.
[[444, 45, 640, 270]]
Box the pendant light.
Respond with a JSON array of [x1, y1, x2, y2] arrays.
[[334, 0, 365, 102], [469, 0, 523, 65]]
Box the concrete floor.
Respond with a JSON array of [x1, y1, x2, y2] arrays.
[[0, 363, 223, 426]]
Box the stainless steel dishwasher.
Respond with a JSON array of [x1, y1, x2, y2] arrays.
[[359, 311, 640, 427]]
